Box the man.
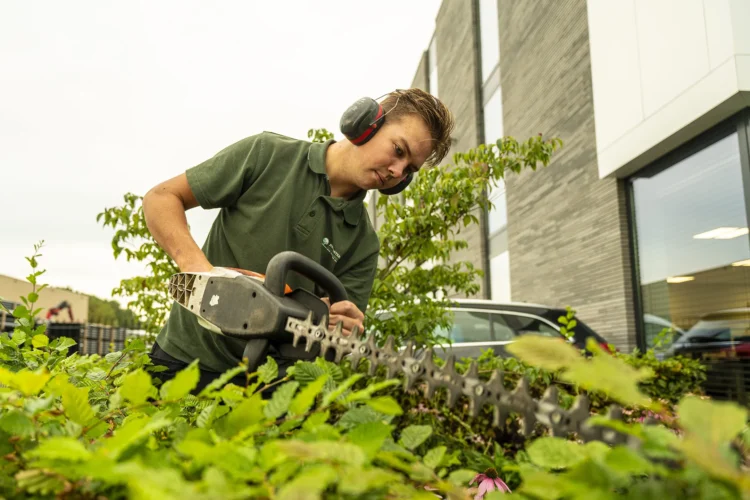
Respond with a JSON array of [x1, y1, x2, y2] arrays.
[[142, 88, 454, 390]]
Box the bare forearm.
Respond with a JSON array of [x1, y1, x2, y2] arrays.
[[143, 190, 212, 272]]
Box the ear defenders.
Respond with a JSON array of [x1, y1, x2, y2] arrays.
[[339, 95, 413, 195]]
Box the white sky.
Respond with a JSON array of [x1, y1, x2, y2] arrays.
[[0, 1, 441, 305]]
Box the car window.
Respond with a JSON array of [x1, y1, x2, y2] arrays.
[[504, 313, 560, 338], [490, 314, 516, 341], [434, 310, 493, 343]]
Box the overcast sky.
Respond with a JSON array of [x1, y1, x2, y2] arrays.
[[0, 1, 441, 305]]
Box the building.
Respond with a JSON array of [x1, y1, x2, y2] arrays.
[[0, 273, 89, 328], [372, 0, 750, 352]]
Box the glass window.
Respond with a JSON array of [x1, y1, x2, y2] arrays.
[[631, 130, 750, 349], [479, 0, 500, 82], [429, 37, 438, 97], [507, 314, 561, 338], [490, 250, 511, 302], [438, 310, 492, 342], [483, 87, 503, 145], [490, 314, 515, 341], [488, 183, 507, 234]]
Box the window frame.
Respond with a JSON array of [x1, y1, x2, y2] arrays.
[[627, 109, 750, 351]]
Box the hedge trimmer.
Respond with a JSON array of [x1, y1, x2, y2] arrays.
[[168, 251, 634, 446]]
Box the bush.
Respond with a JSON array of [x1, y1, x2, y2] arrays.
[[2, 244, 748, 499]]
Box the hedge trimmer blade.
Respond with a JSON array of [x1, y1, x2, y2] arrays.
[[286, 314, 637, 446]]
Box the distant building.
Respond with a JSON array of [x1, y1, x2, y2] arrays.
[[0, 273, 89, 328], [369, 0, 750, 352]]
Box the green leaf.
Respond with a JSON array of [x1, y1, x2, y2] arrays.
[[197, 365, 247, 396], [258, 356, 278, 384], [31, 335, 48, 349], [120, 368, 156, 406], [0, 410, 35, 437], [337, 467, 402, 496], [526, 437, 586, 470], [52, 337, 77, 352], [221, 394, 265, 438], [62, 384, 96, 425], [347, 421, 393, 460], [561, 353, 653, 408], [321, 373, 363, 407], [448, 468, 477, 485], [289, 374, 328, 416], [344, 379, 400, 403], [160, 360, 199, 400], [12, 369, 51, 396], [29, 437, 92, 462], [423, 446, 447, 469], [365, 396, 403, 416], [505, 335, 583, 371], [277, 464, 338, 500], [677, 395, 748, 444], [263, 381, 300, 420], [604, 446, 654, 475], [399, 425, 433, 451], [27, 292, 39, 303]]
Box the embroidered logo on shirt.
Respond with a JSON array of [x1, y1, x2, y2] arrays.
[[322, 237, 340, 262]]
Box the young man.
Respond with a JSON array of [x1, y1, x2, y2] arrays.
[[142, 88, 454, 390]]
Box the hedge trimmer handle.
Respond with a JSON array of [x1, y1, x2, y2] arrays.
[[167, 251, 348, 373]]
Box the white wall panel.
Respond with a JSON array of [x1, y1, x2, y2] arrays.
[[704, 0, 734, 69], [588, 0, 747, 179], [635, 0, 709, 116], [586, 0, 643, 152]]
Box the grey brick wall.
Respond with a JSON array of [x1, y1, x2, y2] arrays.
[[498, 0, 638, 349], [428, 0, 488, 298]]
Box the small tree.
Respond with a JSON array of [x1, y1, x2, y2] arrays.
[[97, 193, 178, 336], [361, 133, 561, 346]]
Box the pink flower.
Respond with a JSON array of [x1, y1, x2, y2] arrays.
[[470, 468, 511, 498]]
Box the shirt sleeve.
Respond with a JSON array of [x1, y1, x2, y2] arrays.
[[185, 133, 265, 209]]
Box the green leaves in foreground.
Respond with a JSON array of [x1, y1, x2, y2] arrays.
[[506, 336, 656, 409]]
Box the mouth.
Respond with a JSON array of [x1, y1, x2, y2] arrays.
[[375, 171, 385, 186]]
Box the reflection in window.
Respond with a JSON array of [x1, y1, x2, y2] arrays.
[[631, 131, 750, 348]]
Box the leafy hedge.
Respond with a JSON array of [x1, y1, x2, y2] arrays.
[[1, 244, 749, 499]]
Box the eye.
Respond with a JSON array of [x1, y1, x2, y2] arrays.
[[394, 143, 404, 157]]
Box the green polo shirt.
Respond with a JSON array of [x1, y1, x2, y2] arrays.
[[155, 131, 380, 373]]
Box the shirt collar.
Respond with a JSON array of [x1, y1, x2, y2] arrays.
[[307, 139, 333, 175], [308, 139, 367, 226]]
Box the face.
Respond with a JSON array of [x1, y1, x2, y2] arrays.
[[352, 114, 433, 192]]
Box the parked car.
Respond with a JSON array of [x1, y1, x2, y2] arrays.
[[425, 299, 612, 360]]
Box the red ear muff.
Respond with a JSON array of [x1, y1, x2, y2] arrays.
[[340, 97, 385, 146]]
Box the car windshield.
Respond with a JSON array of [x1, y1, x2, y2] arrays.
[[676, 310, 750, 344]]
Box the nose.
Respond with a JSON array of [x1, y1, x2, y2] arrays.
[[387, 159, 409, 180]]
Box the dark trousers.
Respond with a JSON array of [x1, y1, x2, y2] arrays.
[[148, 342, 253, 395]]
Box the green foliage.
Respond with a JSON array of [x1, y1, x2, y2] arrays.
[[88, 295, 140, 327], [96, 193, 179, 336], [2, 242, 750, 499]]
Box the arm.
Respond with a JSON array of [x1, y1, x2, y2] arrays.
[[142, 173, 213, 272]]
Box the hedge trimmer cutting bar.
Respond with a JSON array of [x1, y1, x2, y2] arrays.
[[285, 313, 635, 446]]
